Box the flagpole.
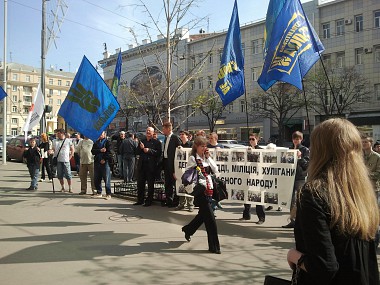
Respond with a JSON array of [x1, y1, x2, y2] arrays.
[[40, 0, 47, 135], [2, 0, 8, 165]]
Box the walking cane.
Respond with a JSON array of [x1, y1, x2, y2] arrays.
[[51, 177, 55, 193]]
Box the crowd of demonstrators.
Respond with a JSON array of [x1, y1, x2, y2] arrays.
[[162, 121, 182, 207], [23, 137, 41, 190], [282, 131, 310, 229], [134, 127, 162, 207], [240, 133, 265, 224], [91, 131, 112, 200], [75, 136, 95, 195], [39, 133, 53, 182], [287, 118, 379, 285], [181, 136, 221, 254], [116, 131, 126, 179], [50, 128, 74, 193], [72, 133, 82, 176], [119, 132, 138, 183]]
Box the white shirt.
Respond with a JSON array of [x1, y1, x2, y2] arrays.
[[164, 132, 172, 159]]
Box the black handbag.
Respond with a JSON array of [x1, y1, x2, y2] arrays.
[[212, 175, 228, 202], [264, 276, 292, 285], [191, 183, 205, 197]]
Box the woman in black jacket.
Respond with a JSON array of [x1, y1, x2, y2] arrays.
[[287, 118, 379, 285]]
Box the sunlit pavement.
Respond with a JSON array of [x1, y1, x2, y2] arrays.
[[0, 161, 377, 285]]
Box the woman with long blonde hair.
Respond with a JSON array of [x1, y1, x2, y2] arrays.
[[287, 118, 379, 285]]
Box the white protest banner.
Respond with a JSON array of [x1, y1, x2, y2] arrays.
[[175, 147, 297, 209], [23, 83, 44, 141]]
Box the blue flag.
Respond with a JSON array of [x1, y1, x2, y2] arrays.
[[215, 0, 245, 106], [0, 86, 7, 101], [58, 56, 120, 141], [111, 50, 122, 97], [258, 0, 325, 91], [263, 0, 287, 56]]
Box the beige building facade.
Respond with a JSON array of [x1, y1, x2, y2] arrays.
[[0, 63, 75, 136], [101, 0, 380, 142]]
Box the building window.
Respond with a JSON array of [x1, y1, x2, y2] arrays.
[[355, 48, 363, 65], [209, 53, 213, 64], [12, 95, 17, 102], [198, 78, 203, 89], [191, 57, 196, 68], [336, 19, 344, 36], [375, 11, 380, 28], [12, 106, 17, 112], [227, 102, 233, 113], [58, 80, 62, 86], [208, 76, 213, 88], [336, 52, 345, 68], [242, 42, 245, 57], [23, 107, 29, 114], [322, 23, 330, 39], [190, 80, 195, 90], [355, 15, 363, 32], [12, 74, 18, 81], [24, 86, 32, 94], [375, 46, 380, 63], [252, 40, 259, 54], [323, 54, 331, 67], [356, 86, 364, 103], [12, 85, 17, 91], [25, 75, 30, 82], [191, 107, 196, 117], [11, 118, 18, 124], [251, 97, 259, 110], [49, 78, 53, 85], [252, 68, 258, 81], [375, 84, 380, 101], [49, 89, 54, 96], [49, 99, 53, 105], [58, 90, 62, 96], [240, 100, 246, 113], [11, 129, 17, 136], [57, 99, 61, 105], [66, 81, 70, 86]]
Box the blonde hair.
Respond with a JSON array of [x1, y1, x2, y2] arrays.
[[305, 118, 379, 240], [41, 133, 48, 143], [191, 136, 208, 157]]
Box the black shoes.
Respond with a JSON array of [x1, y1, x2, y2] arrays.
[[182, 227, 191, 242], [26, 187, 37, 191], [256, 219, 265, 225], [209, 248, 221, 254], [133, 202, 144, 205], [239, 215, 251, 221], [282, 220, 295, 228], [265, 206, 273, 211]]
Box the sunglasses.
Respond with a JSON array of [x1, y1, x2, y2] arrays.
[[249, 138, 256, 141]]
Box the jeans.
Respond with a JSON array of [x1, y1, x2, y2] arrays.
[[57, 162, 72, 180], [123, 156, 135, 182], [28, 165, 39, 188], [94, 162, 111, 195]]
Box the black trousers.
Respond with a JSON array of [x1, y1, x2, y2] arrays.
[[183, 195, 220, 252], [243, 204, 265, 220], [137, 162, 155, 204], [163, 158, 175, 205]]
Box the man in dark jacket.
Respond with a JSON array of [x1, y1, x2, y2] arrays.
[[91, 131, 112, 200], [23, 137, 41, 190], [135, 127, 162, 206], [282, 131, 310, 228], [162, 121, 182, 207], [119, 132, 137, 183]]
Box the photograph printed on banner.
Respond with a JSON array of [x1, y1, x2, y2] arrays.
[[281, 151, 296, 164], [176, 148, 187, 161], [231, 189, 245, 201], [247, 150, 261, 162], [231, 150, 245, 162], [247, 190, 262, 203], [263, 152, 277, 163], [264, 192, 279, 204], [216, 149, 229, 162]]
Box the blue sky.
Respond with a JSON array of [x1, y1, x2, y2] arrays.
[[0, 0, 292, 73]]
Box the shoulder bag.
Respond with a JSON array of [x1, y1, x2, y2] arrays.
[[52, 138, 66, 166]]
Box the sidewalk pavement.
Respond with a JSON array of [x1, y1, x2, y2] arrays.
[[0, 161, 375, 285]]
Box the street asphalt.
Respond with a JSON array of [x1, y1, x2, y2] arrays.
[[0, 161, 378, 285]]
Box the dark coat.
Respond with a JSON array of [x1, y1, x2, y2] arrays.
[[23, 146, 41, 167], [163, 134, 181, 175], [136, 138, 162, 173], [91, 138, 112, 164]]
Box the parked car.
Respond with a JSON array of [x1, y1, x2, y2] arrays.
[[218, 139, 239, 145], [218, 143, 247, 149], [0, 136, 14, 158], [6, 136, 39, 162]]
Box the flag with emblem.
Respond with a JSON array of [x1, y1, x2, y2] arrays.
[[58, 56, 120, 141], [215, 0, 245, 106], [111, 50, 122, 97], [258, 0, 325, 91]]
